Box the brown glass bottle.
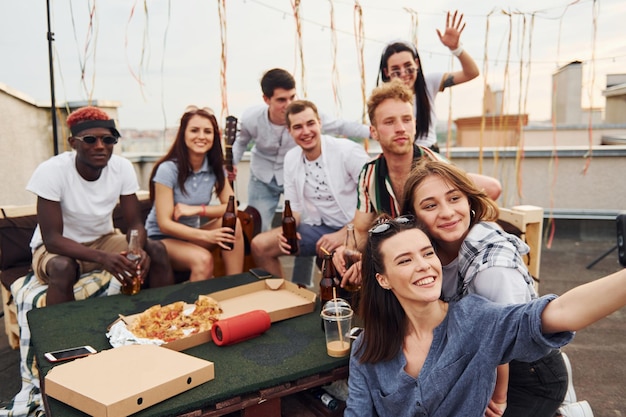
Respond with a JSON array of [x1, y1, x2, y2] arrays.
[[320, 253, 340, 307], [282, 200, 298, 255], [320, 253, 340, 330], [342, 223, 362, 293], [222, 195, 237, 251], [121, 229, 142, 295]]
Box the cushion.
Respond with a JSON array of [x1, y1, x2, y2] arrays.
[[0, 212, 37, 271], [0, 264, 31, 292]]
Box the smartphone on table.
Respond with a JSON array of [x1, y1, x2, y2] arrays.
[[250, 268, 273, 280], [44, 345, 97, 363]]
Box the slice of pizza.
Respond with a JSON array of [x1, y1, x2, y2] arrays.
[[127, 297, 222, 342]]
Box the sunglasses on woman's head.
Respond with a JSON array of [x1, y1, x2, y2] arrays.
[[184, 105, 214, 115], [73, 135, 118, 145], [368, 215, 415, 236]]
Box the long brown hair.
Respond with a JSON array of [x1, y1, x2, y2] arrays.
[[149, 107, 225, 200], [401, 160, 499, 228], [356, 215, 429, 363]]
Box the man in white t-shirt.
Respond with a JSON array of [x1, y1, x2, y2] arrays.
[[27, 106, 174, 305], [250, 100, 369, 285]]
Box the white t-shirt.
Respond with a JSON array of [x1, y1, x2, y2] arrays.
[[414, 72, 444, 148], [27, 151, 139, 250], [284, 135, 369, 228], [301, 155, 344, 228]]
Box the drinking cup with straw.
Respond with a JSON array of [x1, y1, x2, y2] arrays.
[[320, 288, 353, 357]]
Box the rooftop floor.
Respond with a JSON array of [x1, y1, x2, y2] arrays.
[[1, 235, 624, 416]]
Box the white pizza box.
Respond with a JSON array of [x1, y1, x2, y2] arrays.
[[118, 278, 317, 351], [44, 344, 214, 417]]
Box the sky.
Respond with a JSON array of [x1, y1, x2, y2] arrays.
[[1, 0, 624, 131]]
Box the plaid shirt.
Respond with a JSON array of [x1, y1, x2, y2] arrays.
[[448, 221, 537, 302], [356, 144, 445, 217]]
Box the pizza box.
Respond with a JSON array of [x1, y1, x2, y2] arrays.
[[44, 344, 214, 417], [118, 278, 317, 351]]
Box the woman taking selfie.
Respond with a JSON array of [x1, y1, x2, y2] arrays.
[[401, 160, 568, 416], [345, 215, 626, 416], [145, 105, 244, 281]]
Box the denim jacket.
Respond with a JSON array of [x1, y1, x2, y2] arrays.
[[345, 295, 573, 417]]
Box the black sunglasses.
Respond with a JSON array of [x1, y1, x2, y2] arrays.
[[368, 215, 415, 235], [73, 135, 119, 145]]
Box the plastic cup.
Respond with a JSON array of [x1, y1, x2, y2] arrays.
[[320, 299, 353, 358]]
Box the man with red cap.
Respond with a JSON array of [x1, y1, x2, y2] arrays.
[[27, 106, 174, 304]]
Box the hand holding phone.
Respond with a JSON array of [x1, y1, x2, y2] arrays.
[[44, 345, 97, 363]]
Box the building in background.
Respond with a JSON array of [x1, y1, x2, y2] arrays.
[[0, 83, 121, 205], [454, 61, 626, 148]]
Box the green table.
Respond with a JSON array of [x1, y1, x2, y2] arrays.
[[28, 273, 349, 416]]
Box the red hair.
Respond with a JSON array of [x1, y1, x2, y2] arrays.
[[66, 106, 111, 128]]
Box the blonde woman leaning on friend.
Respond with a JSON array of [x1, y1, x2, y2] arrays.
[[145, 106, 244, 281], [345, 215, 626, 417], [401, 160, 568, 417]]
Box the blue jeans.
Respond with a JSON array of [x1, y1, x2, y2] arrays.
[[503, 349, 569, 417], [291, 223, 340, 287], [248, 174, 283, 232]]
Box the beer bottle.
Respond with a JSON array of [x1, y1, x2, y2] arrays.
[[311, 388, 339, 411], [121, 229, 142, 295], [320, 253, 341, 330], [222, 195, 237, 251], [320, 253, 340, 307], [282, 200, 298, 255], [342, 223, 362, 293]]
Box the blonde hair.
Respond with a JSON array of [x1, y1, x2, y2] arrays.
[[367, 79, 413, 126]]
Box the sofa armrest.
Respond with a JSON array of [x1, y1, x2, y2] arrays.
[[1, 207, 38, 291]]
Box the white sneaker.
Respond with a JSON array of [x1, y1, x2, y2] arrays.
[[560, 352, 577, 404], [557, 401, 594, 417]]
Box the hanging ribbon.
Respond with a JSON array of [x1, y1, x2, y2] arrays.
[[491, 8, 514, 194], [159, 0, 172, 140], [74, 0, 98, 102], [291, 0, 307, 97], [546, 0, 581, 248], [353, 1, 368, 151], [124, 0, 148, 100], [583, 0, 599, 175], [478, 9, 495, 168], [328, 0, 342, 114], [218, 0, 229, 122], [403, 8, 419, 49], [514, 13, 527, 200]]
